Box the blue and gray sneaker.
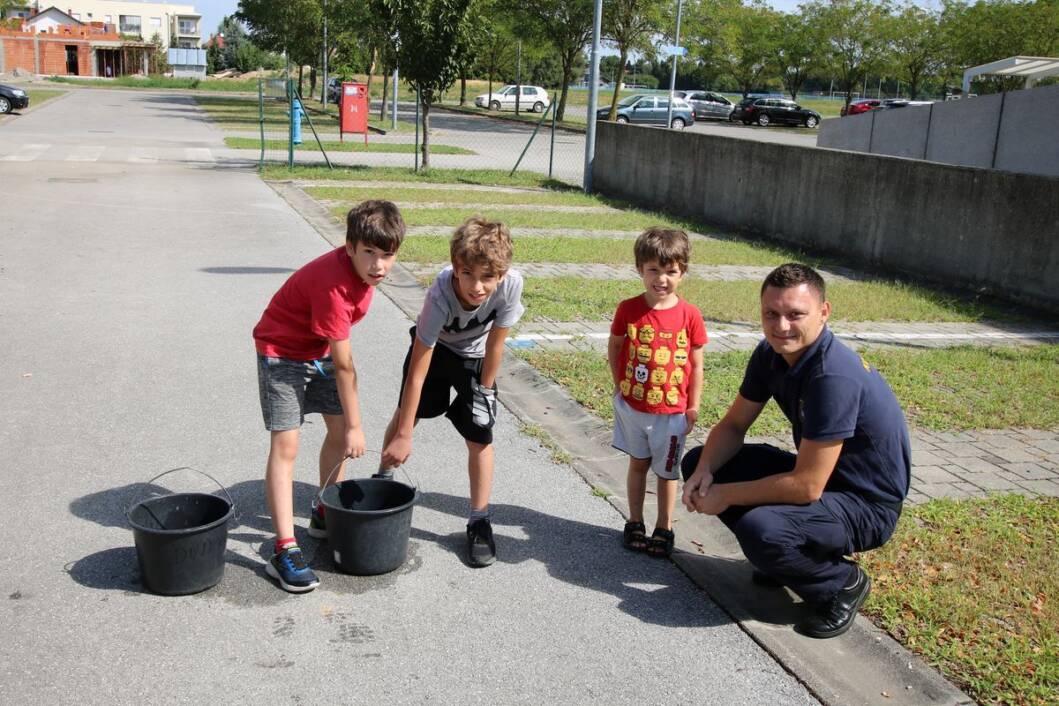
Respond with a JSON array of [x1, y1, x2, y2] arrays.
[[265, 546, 320, 593], [307, 505, 327, 539]]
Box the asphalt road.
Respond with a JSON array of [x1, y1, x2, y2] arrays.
[[0, 89, 818, 703]]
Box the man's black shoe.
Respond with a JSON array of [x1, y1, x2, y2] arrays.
[[751, 569, 783, 588], [466, 518, 496, 568], [795, 566, 871, 639]]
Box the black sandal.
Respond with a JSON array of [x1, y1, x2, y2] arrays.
[[622, 520, 648, 552], [646, 528, 675, 558]]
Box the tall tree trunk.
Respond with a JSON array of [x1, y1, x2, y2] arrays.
[[366, 47, 377, 100], [488, 70, 493, 106], [557, 46, 578, 122], [608, 48, 628, 121], [380, 64, 389, 120], [460, 71, 467, 106], [421, 100, 431, 170], [309, 65, 317, 98], [298, 64, 304, 97]]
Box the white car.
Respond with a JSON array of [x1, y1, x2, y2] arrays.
[[475, 85, 550, 113]]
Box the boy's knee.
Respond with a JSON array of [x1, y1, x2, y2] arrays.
[[270, 430, 300, 458], [466, 440, 492, 454]]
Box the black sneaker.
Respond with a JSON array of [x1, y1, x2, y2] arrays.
[[307, 506, 327, 539], [466, 518, 496, 568], [265, 546, 320, 593]]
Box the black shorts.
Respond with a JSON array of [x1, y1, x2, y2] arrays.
[[399, 326, 493, 445]]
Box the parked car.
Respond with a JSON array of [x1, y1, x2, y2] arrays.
[[728, 97, 758, 123], [0, 83, 29, 114], [879, 99, 934, 110], [742, 98, 821, 128], [840, 98, 881, 116], [676, 90, 734, 120], [597, 94, 695, 129], [475, 85, 550, 113]]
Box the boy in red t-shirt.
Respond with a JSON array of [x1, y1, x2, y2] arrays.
[[607, 227, 707, 559], [253, 200, 405, 593]]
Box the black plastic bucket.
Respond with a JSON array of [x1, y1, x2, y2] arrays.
[[127, 468, 234, 595], [320, 478, 417, 575]]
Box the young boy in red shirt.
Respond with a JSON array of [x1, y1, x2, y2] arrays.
[[253, 200, 405, 592], [608, 227, 707, 559]]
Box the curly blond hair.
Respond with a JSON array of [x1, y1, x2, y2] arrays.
[[449, 216, 514, 275]]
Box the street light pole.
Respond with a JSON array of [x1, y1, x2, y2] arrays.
[[665, 0, 684, 129], [583, 0, 603, 193], [321, 0, 328, 106]]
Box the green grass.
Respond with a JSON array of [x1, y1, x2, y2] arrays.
[[305, 185, 601, 207], [860, 495, 1058, 705], [516, 345, 1059, 432], [24, 89, 65, 106], [515, 348, 792, 436], [46, 75, 267, 92], [228, 137, 473, 154], [384, 206, 698, 232], [193, 95, 414, 133], [504, 278, 1008, 324], [262, 164, 563, 188], [397, 235, 787, 268]]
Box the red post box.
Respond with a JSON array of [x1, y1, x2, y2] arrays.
[[340, 82, 369, 144]]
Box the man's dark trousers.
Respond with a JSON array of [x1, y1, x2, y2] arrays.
[[681, 444, 897, 605]]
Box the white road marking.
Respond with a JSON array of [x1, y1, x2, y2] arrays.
[[1, 143, 50, 162], [66, 145, 106, 162], [184, 148, 214, 163], [128, 148, 158, 163]]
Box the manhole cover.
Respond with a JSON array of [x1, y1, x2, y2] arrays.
[[47, 177, 98, 183]]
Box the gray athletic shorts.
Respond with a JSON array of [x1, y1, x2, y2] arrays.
[[611, 393, 688, 480], [256, 354, 343, 431]]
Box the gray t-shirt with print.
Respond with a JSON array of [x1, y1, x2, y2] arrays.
[[416, 265, 525, 358]]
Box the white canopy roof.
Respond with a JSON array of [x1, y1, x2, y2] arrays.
[[962, 56, 1059, 93]]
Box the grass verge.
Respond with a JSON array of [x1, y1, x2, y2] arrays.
[[261, 164, 564, 188], [306, 185, 601, 207], [23, 89, 66, 106], [515, 345, 1059, 431], [46, 75, 265, 91], [509, 278, 1008, 323], [860, 495, 1058, 705], [398, 235, 788, 267], [228, 137, 473, 155], [518, 421, 573, 465], [363, 205, 702, 232]]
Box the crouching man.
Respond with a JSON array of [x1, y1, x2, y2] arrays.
[[681, 263, 910, 638]]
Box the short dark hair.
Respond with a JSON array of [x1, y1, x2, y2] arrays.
[[634, 227, 690, 272], [761, 263, 826, 301], [346, 200, 405, 251]]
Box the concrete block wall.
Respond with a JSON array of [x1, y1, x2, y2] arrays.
[[817, 84, 1059, 178], [0, 34, 92, 75], [0, 36, 38, 74], [592, 122, 1059, 312]]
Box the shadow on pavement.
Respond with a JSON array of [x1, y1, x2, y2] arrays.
[[413, 490, 731, 628], [200, 266, 295, 275]]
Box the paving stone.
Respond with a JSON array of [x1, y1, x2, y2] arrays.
[[932, 442, 988, 458], [913, 482, 955, 500], [912, 466, 963, 484], [912, 450, 947, 466], [1001, 463, 1055, 480], [951, 457, 1005, 474], [932, 431, 977, 443], [1015, 479, 1059, 496], [1014, 429, 1056, 440], [987, 446, 1043, 463], [960, 474, 1019, 491], [1029, 439, 1059, 454]]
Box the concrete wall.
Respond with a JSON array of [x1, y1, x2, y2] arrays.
[[592, 121, 1059, 312], [818, 84, 1059, 178]]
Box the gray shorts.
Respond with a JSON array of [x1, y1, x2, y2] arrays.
[[611, 393, 688, 480], [256, 354, 343, 431]]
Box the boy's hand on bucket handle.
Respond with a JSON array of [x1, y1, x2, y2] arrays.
[[382, 433, 412, 468], [345, 425, 366, 459]]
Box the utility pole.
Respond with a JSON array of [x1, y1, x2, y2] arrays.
[[583, 0, 603, 193], [392, 67, 398, 130], [321, 0, 328, 106], [515, 40, 522, 116], [665, 0, 684, 129]]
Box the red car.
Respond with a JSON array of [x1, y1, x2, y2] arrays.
[[840, 99, 881, 116]]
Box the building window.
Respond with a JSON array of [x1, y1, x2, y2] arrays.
[[150, 17, 161, 28], [105, 15, 112, 23], [119, 15, 141, 35], [178, 19, 198, 35]]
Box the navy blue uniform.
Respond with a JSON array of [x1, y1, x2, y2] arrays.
[[682, 327, 910, 604]]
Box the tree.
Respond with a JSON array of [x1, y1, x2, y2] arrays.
[[721, 0, 780, 98], [471, 8, 517, 108], [804, 0, 893, 108], [886, 4, 941, 99], [771, 11, 820, 100], [603, 0, 665, 120], [237, 0, 323, 94], [374, 0, 474, 169], [683, 0, 741, 92], [517, 0, 595, 121]]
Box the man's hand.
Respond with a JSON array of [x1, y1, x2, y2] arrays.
[[344, 425, 366, 459], [684, 408, 698, 435], [682, 469, 714, 512], [690, 486, 730, 516], [382, 432, 412, 469]]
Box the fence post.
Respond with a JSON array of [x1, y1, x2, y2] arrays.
[[414, 87, 420, 173], [548, 92, 557, 180], [287, 77, 294, 170], [258, 79, 265, 171], [510, 100, 554, 177]]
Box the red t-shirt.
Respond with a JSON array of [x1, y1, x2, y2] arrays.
[[253, 247, 373, 360], [610, 296, 708, 414]]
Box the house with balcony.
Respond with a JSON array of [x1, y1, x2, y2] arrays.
[[2, 2, 202, 50]]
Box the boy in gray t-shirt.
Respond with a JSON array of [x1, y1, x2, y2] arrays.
[[380, 216, 524, 567]]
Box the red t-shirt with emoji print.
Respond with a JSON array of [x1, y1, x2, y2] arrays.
[[610, 295, 708, 414]]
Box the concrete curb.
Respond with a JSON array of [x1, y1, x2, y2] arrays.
[[267, 178, 975, 706]]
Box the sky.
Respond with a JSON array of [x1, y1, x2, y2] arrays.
[[193, 0, 240, 39]]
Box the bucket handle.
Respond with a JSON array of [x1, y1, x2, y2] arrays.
[[126, 466, 236, 530], [313, 450, 420, 510]]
